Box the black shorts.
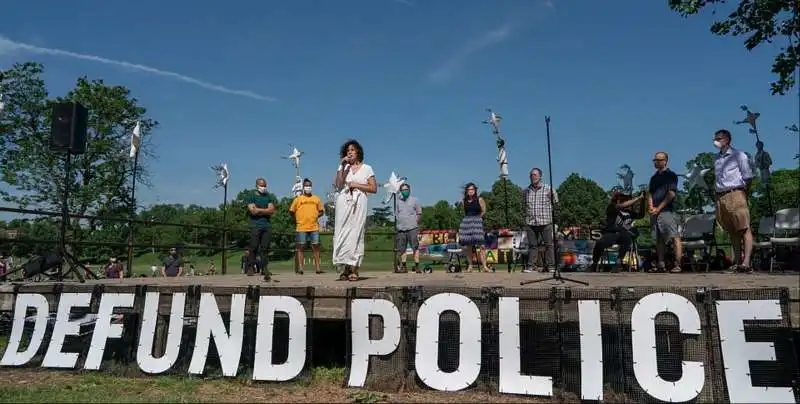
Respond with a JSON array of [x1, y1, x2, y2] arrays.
[[396, 228, 420, 252]]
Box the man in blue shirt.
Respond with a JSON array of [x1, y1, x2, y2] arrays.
[[246, 178, 276, 280], [648, 151, 682, 272], [712, 129, 754, 272]]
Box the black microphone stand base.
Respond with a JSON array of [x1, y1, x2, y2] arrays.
[[520, 268, 589, 286]]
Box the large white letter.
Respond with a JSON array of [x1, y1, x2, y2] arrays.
[[717, 300, 795, 403], [253, 296, 307, 381], [631, 292, 704, 403], [42, 293, 92, 368], [347, 298, 401, 387], [188, 293, 245, 377], [137, 292, 185, 374], [498, 297, 552, 396], [415, 293, 481, 392], [0, 293, 50, 366], [84, 293, 135, 370], [578, 299, 603, 401]]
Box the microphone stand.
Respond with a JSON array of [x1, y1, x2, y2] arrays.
[[522, 116, 588, 286]]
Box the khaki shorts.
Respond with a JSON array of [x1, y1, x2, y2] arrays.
[[716, 189, 750, 233]]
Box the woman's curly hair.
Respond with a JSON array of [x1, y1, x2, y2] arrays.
[[339, 139, 364, 162]]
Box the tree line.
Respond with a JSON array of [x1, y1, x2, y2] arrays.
[[1, 26, 798, 263]]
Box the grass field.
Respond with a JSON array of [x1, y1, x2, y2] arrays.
[[127, 232, 403, 276], [0, 367, 556, 403]]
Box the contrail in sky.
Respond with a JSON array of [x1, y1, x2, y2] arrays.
[[0, 35, 276, 102]]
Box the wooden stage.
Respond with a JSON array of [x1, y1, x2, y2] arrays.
[[3, 271, 799, 321]]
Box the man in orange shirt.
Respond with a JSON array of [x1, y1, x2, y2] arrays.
[[289, 178, 325, 274]]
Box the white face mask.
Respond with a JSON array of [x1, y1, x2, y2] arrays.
[[713, 140, 724, 150], [303, 186, 312, 194], [257, 186, 267, 194]]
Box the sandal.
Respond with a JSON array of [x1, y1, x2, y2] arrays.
[[669, 266, 682, 273], [348, 273, 359, 281], [724, 265, 740, 273]]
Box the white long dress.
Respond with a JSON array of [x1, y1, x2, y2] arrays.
[[333, 163, 375, 267]]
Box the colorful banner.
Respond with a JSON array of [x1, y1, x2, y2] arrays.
[[407, 228, 639, 268]]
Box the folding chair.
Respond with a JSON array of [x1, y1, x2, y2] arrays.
[[769, 208, 800, 271], [752, 216, 776, 271], [511, 231, 528, 271], [680, 214, 717, 272]]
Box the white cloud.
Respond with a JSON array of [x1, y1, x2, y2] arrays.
[[427, 24, 512, 84], [0, 35, 276, 102]]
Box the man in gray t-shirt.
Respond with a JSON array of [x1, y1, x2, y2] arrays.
[[395, 183, 422, 273], [162, 247, 183, 277]]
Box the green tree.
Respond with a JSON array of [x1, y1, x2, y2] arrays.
[[482, 179, 524, 230], [0, 64, 157, 231], [681, 152, 716, 211], [420, 200, 462, 230], [750, 168, 800, 226], [556, 173, 607, 226], [668, 0, 799, 95], [368, 205, 393, 228]]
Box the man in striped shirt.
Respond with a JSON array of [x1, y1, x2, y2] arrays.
[[522, 168, 559, 272]]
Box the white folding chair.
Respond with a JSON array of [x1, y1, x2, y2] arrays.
[[511, 231, 528, 271], [769, 208, 800, 271], [680, 214, 717, 271]]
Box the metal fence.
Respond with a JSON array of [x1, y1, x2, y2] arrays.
[[0, 284, 797, 402]]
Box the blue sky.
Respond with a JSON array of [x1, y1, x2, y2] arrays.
[[0, 0, 798, 215]]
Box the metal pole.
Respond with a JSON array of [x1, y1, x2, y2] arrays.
[[126, 151, 139, 277], [59, 152, 72, 281], [221, 182, 228, 275], [521, 116, 589, 286], [393, 194, 399, 272]]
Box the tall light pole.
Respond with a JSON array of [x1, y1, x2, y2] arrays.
[[212, 163, 230, 274]]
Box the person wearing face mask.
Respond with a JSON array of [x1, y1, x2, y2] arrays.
[[458, 182, 490, 272], [333, 139, 377, 281], [522, 167, 559, 273], [712, 129, 755, 273], [647, 151, 682, 273], [394, 183, 422, 273], [246, 177, 277, 280], [289, 178, 325, 275]]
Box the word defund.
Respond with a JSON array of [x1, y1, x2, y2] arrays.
[[0, 292, 795, 403]]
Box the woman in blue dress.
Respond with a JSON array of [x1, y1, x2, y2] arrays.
[[457, 183, 490, 272]]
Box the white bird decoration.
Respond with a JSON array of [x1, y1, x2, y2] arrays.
[[283, 146, 303, 168], [483, 109, 502, 133], [129, 121, 141, 158], [617, 164, 635, 193], [734, 105, 760, 134], [291, 176, 303, 197], [211, 163, 230, 188], [680, 164, 711, 190], [382, 171, 406, 204]]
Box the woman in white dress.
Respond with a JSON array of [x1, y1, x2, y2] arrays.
[[333, 139, 377, 281]]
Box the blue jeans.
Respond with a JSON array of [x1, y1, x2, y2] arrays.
[[296, 231, 320, 245]]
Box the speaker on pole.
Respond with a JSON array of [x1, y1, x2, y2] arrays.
[[50, 101, 88, 155]]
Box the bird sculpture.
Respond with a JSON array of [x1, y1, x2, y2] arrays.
[[382, 171, 406, 204], [680, 164, 710, 190]]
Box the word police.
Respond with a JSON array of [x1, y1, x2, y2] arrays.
[[0, 292, 795, 403]]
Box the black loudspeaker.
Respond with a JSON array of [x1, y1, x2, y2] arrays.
[[50, 101, 89, 155], [22, 253, 61, 278]]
